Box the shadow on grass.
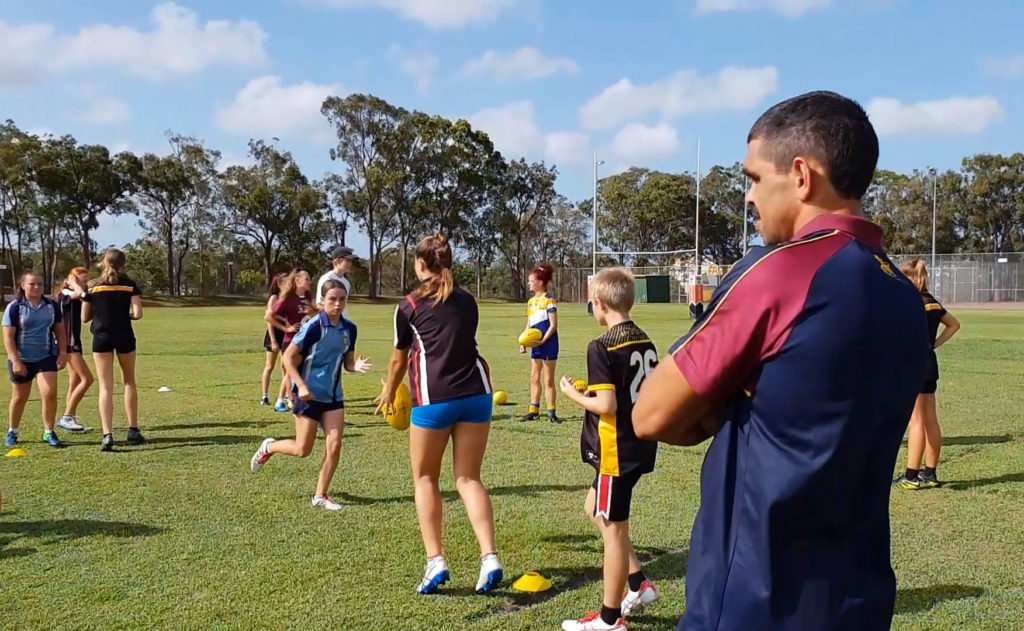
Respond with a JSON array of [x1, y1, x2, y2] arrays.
[[149, 420, 281, 432], [0, 519, 165, 559], [894, 584, 984, 614], [339, 483, 587, 506], [945, 471, 1024, 490], [943, 434, 1013, 446]]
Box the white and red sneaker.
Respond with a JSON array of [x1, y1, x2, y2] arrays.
[[561, 612, 627, 631], [250, 438, 275, 473], [621, 580, 661, 617], [312, 495, 343, 511]]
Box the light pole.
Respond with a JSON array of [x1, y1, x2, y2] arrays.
[[592, 152, 604, 278], [931, 168, 938, 272]]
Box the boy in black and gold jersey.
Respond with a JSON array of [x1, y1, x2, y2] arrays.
[[558, 268, 660, 631]]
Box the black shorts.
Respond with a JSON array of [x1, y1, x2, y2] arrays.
[[92, 334, 137, 354], [8, 356, 58, 385], [592, 469, 644, 522], [292, 399, 345, 423], [922, 378, 938, 394], [263, 329, 286, 352]]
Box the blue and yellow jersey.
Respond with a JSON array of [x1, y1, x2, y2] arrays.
[[526, 293, 558, 336]]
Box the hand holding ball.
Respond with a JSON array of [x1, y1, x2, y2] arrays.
[[518, 328, 543, 348]]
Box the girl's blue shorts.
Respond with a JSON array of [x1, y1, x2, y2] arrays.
[[411, 393, 493, 430]]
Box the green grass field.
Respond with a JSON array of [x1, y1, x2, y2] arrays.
[[2, 302, 1023, 630]]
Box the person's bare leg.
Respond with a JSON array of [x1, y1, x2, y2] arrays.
[[921, 393, 942, 469], [7, 382, 31, 431], [410, 425, 451, 558], [451, 421, 496, 556], [315, 410, 345, 497], [36, 371, 58, 432], [543, 360, 557, 417], [63, 354, 94, 418], [117, 352, 138, 428], [93, 353, 115, 435], [267, 415, 318, 458], [261, 351, 278, 399], [905, 395, 926, 471]]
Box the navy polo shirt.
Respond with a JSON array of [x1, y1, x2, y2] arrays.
[[670, 214, 930, 630]]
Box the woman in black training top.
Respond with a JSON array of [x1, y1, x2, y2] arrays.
[[83, 249, 144, 452]]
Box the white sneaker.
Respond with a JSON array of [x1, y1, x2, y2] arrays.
[[621, 580, 661, 617], [250, 438, 275, 473], [57, 416, 86, 432], [562, 612, 627, 630], [312, 495, 343, 511], [475, 553, 503, 594], [417, 556, 450, 595]]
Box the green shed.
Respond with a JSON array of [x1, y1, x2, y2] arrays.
[[634, 275, 670, 304]]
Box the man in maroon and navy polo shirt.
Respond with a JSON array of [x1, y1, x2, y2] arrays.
[[634, 91, 930, 630]]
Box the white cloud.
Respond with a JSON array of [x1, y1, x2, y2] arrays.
[[387, 44, 439, 93], [57, 3, 267, 79], [78, 95, 133, 125], [215, 76, 344, 143], [579, 66, 778, 131], [462, 46, 579, 82], [0, 3, 267, 88], [309, 0, 514, 29], [867, 97, 1005, 137], [544, 132, 591, 166], [981, 53, 1024, 78], [469, 101, 544, 158], [0, 21, 54, 89], [610, 123, 681, 163], [695, 0, 833, 17]]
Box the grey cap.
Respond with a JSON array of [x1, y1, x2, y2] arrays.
[[330, 245, 356, 260]]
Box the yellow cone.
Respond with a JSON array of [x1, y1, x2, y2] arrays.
[[512, 572, 552, 593], [5, 448, 28, 458]]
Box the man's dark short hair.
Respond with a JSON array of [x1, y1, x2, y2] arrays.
[[747, 91, 879, 200]]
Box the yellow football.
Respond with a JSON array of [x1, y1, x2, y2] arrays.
[[493, 390, 508, 405], [574, 379, 588, 393], [386, 383, 412, 431], [518, 328, 543, 347]]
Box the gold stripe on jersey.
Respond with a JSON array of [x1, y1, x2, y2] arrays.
[[925, 303, 943, 311], [598, 413, 620, 476], [588, 383, 615, 392], [598, 320, 652, 349], [606, 339, 651, 352], [89, 285, 135, 293]]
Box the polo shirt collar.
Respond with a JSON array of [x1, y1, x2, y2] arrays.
[[795, 212, 883, 249], [318, 311, 344, 329]]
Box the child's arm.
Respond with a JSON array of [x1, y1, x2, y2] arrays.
[[560, 377, 615, 416], [376, 305, 412, 413], [65, 280, 86, 300], [540, 311, 558, 345], [934, 312, 960, 349], [375, 347, 409, 414], [344, 352, 372, 373], [2, 325, 24, 376], [52, 319, 67, 369], [283, 344, 311, 400], [265, 301, 292, 333]]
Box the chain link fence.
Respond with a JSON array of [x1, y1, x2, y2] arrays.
[[889, 253, 1024, 305], [557, 253, 1024, 308]]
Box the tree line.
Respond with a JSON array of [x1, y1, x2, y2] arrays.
[[2, 96, 1023, 303]]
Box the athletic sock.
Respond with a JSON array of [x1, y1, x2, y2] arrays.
[[547, 406, 557, 418], [8, 427, 18, 435], [905, 468, 920, 480], [922, 466, 937, 478], [529, 403, 539, 415], [628, 570, 646, 592], [600, 606, 621, 625]]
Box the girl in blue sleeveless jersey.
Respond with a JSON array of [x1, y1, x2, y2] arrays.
[[250, 280, 372, 511]]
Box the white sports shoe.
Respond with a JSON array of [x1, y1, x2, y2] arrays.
[[561, 612, 627, 630], [621, 580, 661, 617], [312, 495, 343, 511], [417, 556, 450, 595], [250, 438, 275, 473], [475, 553, 503, 594], [57, 415, 87, 432]]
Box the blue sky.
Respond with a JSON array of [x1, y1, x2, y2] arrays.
[[1, 0, 1022, 256]]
